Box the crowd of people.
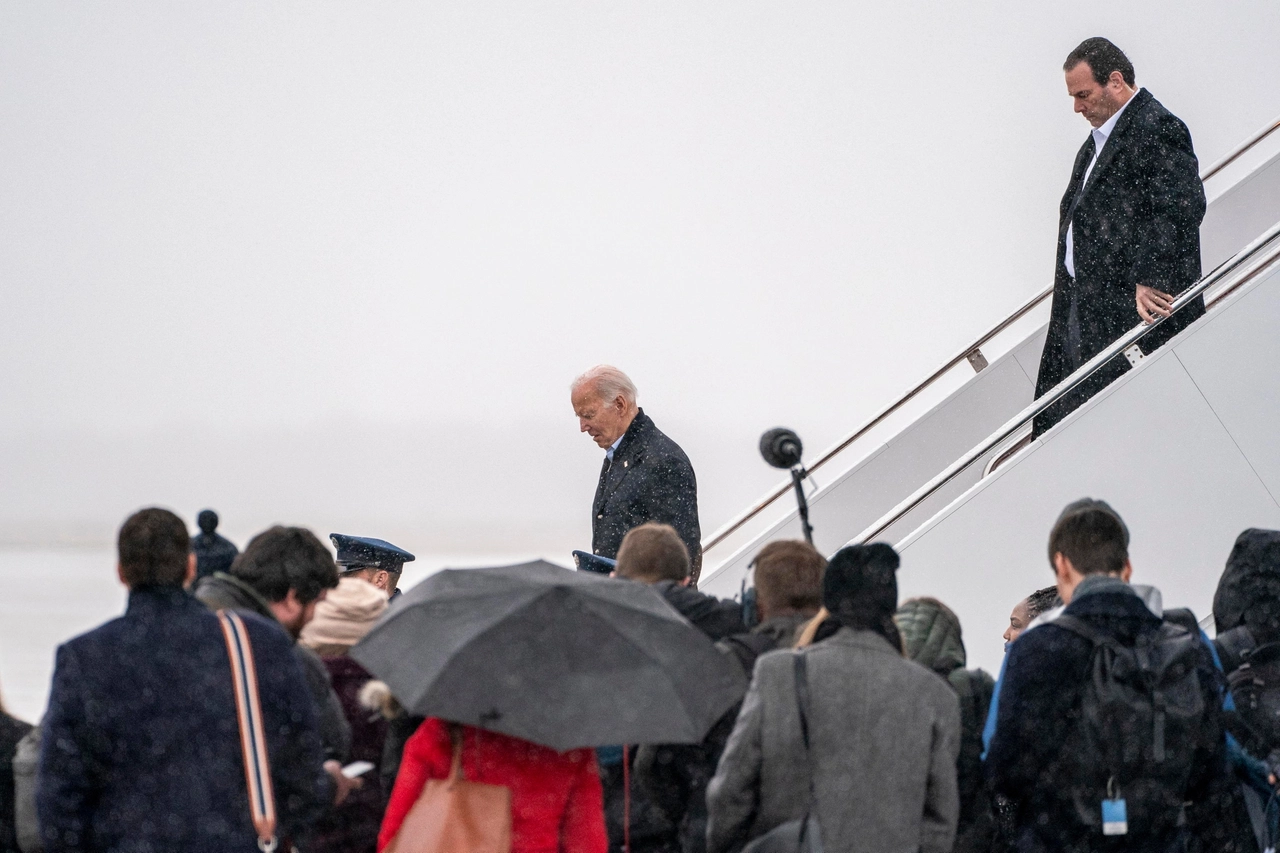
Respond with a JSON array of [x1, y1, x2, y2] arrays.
[[2, 498, 1280, 853]]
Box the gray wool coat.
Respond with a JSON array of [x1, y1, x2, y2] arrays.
[[706, 628, 961, 853]]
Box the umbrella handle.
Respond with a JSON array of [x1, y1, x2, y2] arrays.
[[623, 745, 631, 853], [448, 724, 465, 783]]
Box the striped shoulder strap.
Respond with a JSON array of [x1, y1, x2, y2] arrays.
[[217, 610, 279, 853]]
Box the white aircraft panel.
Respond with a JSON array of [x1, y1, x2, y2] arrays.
[[896, 347, 1280, 675], [699, 354, 1034, 598], [1202, 150, 1280, 272], [1172, 263, 1280, 501]]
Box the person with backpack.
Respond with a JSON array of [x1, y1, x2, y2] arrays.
[[986, 500, 1226, 853], [635, 540, 826, 853], [1202, 528, 1280, 852], [895, 597, 995, 853]]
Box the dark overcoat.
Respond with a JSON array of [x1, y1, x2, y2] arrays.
[[592, 409, 701, 571], [37, 586, 330, 852], [1034, 88, 1206, 434]]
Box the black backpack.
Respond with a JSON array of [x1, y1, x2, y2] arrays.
[[1052, 614, 1211, 838], [1223, 637, 1280, 764]]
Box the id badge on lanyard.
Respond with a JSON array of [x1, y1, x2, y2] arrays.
[[1102, 777, 1128, 837]]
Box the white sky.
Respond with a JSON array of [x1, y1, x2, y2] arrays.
[[2, 2, 1278, 560]]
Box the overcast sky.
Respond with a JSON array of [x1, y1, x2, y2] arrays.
[[2, 2, 1278, 559]]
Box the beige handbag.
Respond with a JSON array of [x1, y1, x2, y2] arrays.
[[385, 726, 513, 853]]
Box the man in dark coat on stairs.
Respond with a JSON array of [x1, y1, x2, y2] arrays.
[[1034, 37, 1205, 435], [572, 365, 702, 581]]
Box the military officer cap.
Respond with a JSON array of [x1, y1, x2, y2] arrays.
[[330, 533, 416, 575]]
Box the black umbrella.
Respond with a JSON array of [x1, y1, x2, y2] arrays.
[[351, 560, 747, 751]]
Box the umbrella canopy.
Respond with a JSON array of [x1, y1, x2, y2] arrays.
[[351, 560, 748, 751]]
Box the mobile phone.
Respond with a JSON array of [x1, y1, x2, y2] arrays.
[[341, 760, 375, 779]]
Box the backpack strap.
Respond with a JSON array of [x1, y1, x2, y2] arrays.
[[1162, 608, 1200, 637], [1214, 626, 1258, 675], [1053, 614, 1117, 649], [218, 610, 279, 853], [719, 632, 777, 677], [793, 652, 818, 845]]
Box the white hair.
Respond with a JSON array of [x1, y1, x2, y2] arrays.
[[571, 364, 638, 406]]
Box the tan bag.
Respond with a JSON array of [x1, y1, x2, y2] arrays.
[[385, 726, 513, 853]]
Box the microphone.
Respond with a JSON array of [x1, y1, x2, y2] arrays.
[[760, 428, 803, 470]]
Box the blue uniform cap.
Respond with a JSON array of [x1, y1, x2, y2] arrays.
[[329, 533, 416, 573]]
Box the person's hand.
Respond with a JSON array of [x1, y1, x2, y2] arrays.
[[1136, 284, 1175, 324], [324, 759, 363, 806]]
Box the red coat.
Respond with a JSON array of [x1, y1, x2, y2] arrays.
[[378, 718, 607, 853]]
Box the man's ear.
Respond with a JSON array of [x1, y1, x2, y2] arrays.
[[1053, 552, 1073, 582], [184, 553, 197, 588], [117, 562, 128, 588], [1120, 559, 1133, 584]]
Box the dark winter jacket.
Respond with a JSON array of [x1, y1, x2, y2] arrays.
[[306, 656, 388, 853], [1, 711, 33, 853], [652, 582, 746, 641], [192, 531, 238, 581], [593, 410, 701, 578], [986, 580, 1226, 853], [193, 571, 352, 762], [635, 613, 812, 853], [37, 586, 330, 852], [1213, 529, 1280, 644], [599, 581, 745, 853], [895, 598, 995, 853]]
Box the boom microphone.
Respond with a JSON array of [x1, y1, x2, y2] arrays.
[[760, 427, 803, 470]]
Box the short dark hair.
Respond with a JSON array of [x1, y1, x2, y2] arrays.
[[1048, 507, 1129, 576], [753, 540, 825, 614], [1064, 37, 1135, 88], [118, 508, 190, 589], [1025, 586, 1062, 620], [232, 526, 339, 604], [615, 523, 690, 584]]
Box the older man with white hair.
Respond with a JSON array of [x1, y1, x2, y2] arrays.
[[571, 365, 703, 581]]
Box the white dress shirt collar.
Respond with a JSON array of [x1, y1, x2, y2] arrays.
[[1090, 87, 1139, 152], [606, 435, 624, 462]]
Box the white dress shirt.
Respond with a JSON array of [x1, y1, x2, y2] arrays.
[[606, 434, 623, 462], [1065, 88, 1141, 278]]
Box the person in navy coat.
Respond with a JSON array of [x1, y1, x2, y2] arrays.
[[571, 365, 702, 582], [38, 508, 331, 852]]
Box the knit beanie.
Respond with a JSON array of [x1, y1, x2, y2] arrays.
[[300, 576, 388, 650], [818, 543, 902, 648]]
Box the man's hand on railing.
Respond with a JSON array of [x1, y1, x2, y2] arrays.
[[1136, 284, 1175, 323]]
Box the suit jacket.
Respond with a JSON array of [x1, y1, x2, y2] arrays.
[[1034, 89, 1206, 434], [706, 629, 961, 853], [37, 586, 330, 852], [592, 409, 701, 573]]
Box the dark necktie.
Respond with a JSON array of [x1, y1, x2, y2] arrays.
[[593, 455, 613, 515]]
